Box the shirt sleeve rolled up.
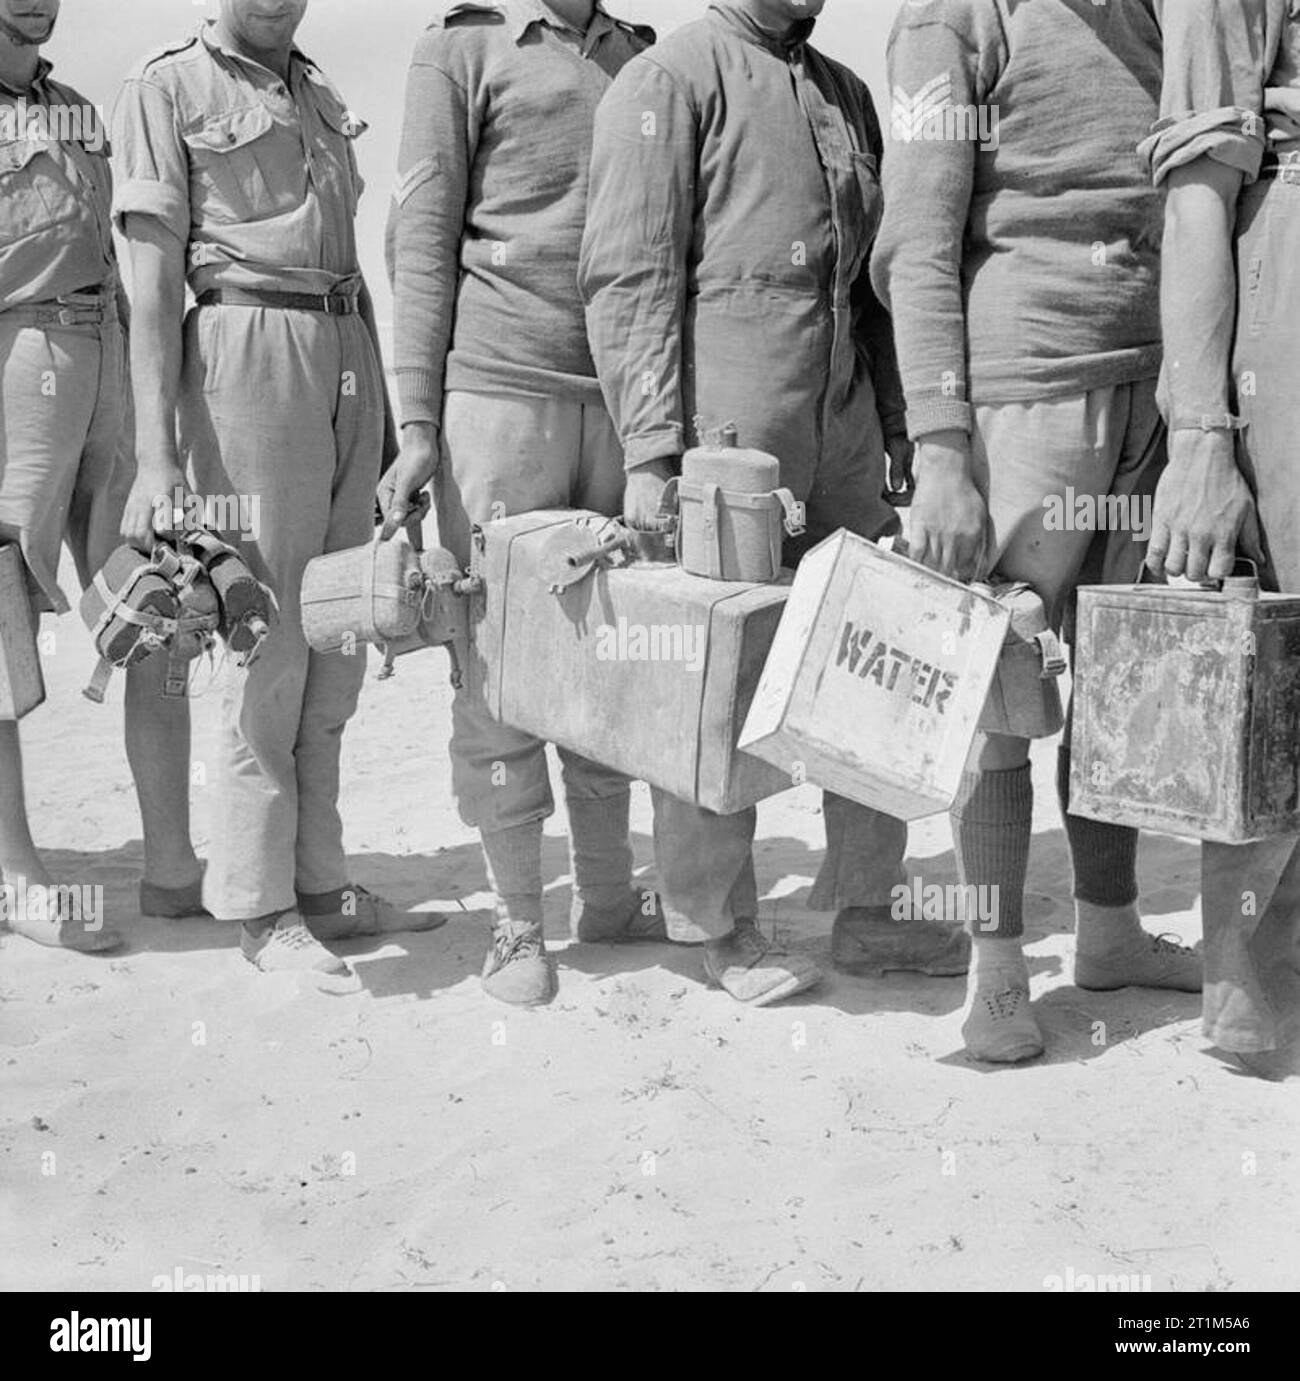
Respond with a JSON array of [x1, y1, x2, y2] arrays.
[[110, 78, 190, 245], [1140, 0, 1279, 187]]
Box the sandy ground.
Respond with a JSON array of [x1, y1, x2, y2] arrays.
[[2, 554, 1298, 1294]]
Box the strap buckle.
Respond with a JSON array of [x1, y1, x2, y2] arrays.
[[1170, 412, 1244, 434]]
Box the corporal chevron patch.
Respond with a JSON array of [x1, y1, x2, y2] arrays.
[[890, 73, 954, 143]]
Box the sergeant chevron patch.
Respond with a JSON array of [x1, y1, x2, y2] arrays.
[[890, 72, 955, 142]]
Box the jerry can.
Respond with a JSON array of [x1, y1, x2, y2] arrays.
[[300, 534, 425, 655], [671, 423, 804, 583], [740, 530, 1011, 821], [473, 510, 793, 814], [976, 579, 1067, 739], [1069, 572, 1300, 842], [0, 543, 45, 721]]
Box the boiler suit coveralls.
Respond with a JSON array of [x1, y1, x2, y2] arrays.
[[580, 2, 908, 941]]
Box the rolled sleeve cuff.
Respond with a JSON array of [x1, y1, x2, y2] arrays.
[[111, 178, 189, 243], [905, 396, 972, 443], [1141, 109, 1265, 187], [396, 367, 443, 428], [624, 426, 684, 471]]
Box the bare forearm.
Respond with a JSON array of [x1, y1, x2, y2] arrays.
[[122, 216, 185, 477], [1160, 161, 1244, 428]]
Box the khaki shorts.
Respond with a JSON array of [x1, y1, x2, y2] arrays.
[[0, 313, 133, 615], [971, 379, 1166, 640]]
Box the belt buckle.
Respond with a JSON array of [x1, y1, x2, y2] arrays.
[[57, 307, 77, 327], [321, 294, 336, 315]]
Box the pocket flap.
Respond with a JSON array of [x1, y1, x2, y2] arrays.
[[0, 137, 50, 174], [183, 104, 273, 153]]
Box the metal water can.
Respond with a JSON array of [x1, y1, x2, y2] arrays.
[[473, 509, 792, 814], [739, 530, 1010, 820], [300, 534, 425, 654], [672, 424, 804, 583], [0, 544, 45, 721], [1069, 572, 1300, 842]]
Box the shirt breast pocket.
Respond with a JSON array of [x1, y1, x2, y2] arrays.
[[182, 104, 303, 226], [0, 137, 79, 247]]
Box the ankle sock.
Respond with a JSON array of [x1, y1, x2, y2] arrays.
[[1075, 899, 1144, 953], [969, 935, 1029, 985]]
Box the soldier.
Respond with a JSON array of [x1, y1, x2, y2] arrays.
[[872, 0, 1200, 1064], [1141, 0, 1300, 1080], [380, 0, 659, 1008], [112, 0, 440, 985], [580, 0, 969, 1005], [0, 0, 201, 953]]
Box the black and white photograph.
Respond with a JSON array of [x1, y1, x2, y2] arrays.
[[0, 0, 1296, 1327]]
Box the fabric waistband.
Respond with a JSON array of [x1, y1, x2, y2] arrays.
[[0, 284, 116, 328], [196, 287, 361, 315]]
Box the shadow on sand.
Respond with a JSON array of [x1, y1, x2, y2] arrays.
[[31, 826, 1203, 1060]]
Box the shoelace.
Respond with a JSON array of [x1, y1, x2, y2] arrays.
[[1151, 932, 1196, 956], [494, 923, 543, 964], [981, 986, 1029, 1021], [733, 922, 774, 960], [348, 885, 378, 911], [272, 922, 320, 952]]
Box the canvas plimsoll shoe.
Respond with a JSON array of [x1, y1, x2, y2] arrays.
[[961, 977, 1044, 1064], [832, 907, 970, 976], [241, 911, 355, 987], [702, 919, 821, 1006], [1075, 930, 1202, 993], [482, 919, 556, 1007], [4, 903, 123, 954], [299, 883, 448, 942]]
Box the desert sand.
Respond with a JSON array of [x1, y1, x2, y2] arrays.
[[1, 549, 1297, 1294]]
